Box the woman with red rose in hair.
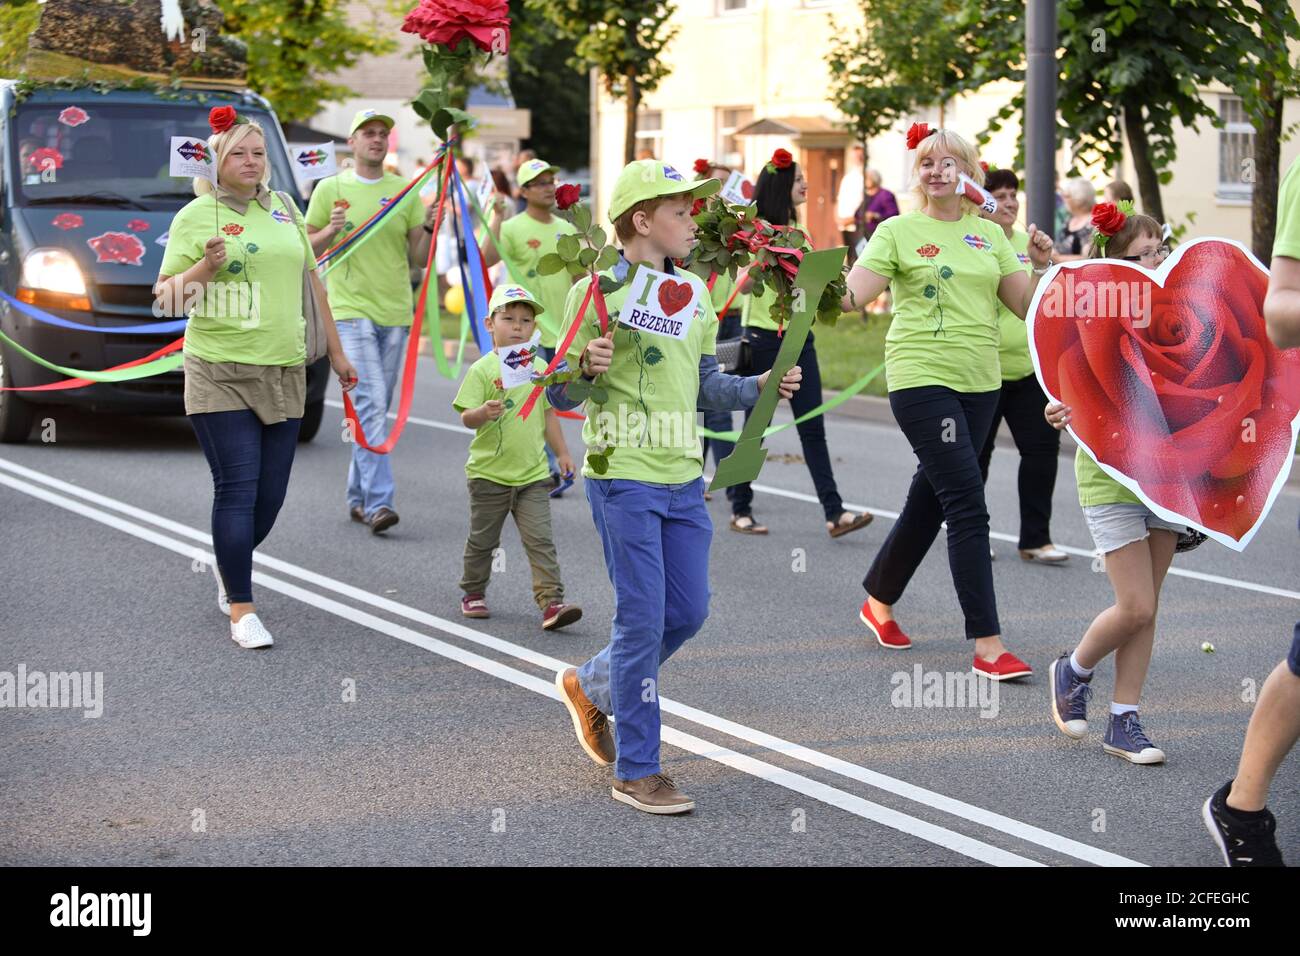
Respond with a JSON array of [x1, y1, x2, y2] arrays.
[[1043, 203, 1183, 765], [154, 106, 358, 650], [728, 149, 873, 537], [841, 124, 1055, 680]]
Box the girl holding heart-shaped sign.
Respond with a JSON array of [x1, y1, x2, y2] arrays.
[[841, 124, 1054, 682]]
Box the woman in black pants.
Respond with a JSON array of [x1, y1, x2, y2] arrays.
[[976, 168, 1067, 564], [729, 153, 872, 538], [842, 124, 1054, 680]]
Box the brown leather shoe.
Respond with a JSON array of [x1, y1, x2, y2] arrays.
[[612, 773, 695, 815], [555, 667, 614, 766]]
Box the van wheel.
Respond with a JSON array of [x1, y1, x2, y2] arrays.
[[298, 398, 324, 443], [0, 346, 35, 443]]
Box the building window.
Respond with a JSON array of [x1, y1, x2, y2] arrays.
[[1218, 95, 1254, 201], [717, 107, 753, 170], [635, 111, 663, 160], [718, 0, 751, 14]]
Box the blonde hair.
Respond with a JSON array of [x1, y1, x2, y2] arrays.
[[910, 129, 985, 216], [194, 120, 269, 197]]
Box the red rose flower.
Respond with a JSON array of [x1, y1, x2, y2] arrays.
[[770, 148, 793, 170], [401, 0, 511, 53], [58, 106, 89, 128], [52, 213, 83, 231], [916, 243, 940, 258], [222, 223, 245, 236], [209, 106, 237, 134], [28, 147, 63, 171], [690, 197, 706, 217], [554, 183, 580, 210], [1032, 241, 1300, 544], [1091, 202, 1127, 237], [333, 199, 350, 210], [906, 122, 932, 150], [86, 232, 145, 267], [693, 158, 711, 176], [979, 161, 990, 174], [526, 238, 541, 249], [126, 219, 150, 233], [493, 377, 504, 392]]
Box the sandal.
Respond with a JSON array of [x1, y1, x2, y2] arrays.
[[828, 510, 873, 538], [730, 514, 769, 535]]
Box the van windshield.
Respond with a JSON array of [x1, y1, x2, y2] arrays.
[[10, 100, 300, 211]]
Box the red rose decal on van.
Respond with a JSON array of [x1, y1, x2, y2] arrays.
[[58, 107, 89, 128], [52, 213, 84, 231], [87, 232, 146, 266], [127, 219, 150, 232]]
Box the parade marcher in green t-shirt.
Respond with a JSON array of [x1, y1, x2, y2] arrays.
[[305, 109, 436, 535], [1202, 154, 1300, 867], [973, 168, 1067, 565], [155, 111, 357, 651], [729, 152, 873, 539], [547, 160, 802, 816], [843, 124, 1054, 681], [481, 157, 579, 491], [452, 284, 581, 631], [1043, 204, 1185, 767]]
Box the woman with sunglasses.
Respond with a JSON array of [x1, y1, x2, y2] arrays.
[[1044, 202, 1183, 765]]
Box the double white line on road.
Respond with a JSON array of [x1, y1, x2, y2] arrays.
[[0, 454, 1143, 867]]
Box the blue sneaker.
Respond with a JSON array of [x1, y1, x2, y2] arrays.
[[1103, 711, 1166, 764], [1050, 652, 1092, 739]]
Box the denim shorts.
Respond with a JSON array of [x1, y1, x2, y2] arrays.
[[1083, 502, 1187, 555]]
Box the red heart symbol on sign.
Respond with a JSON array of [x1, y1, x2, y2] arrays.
[[657, 279, 694, 318], [740, 179, 754, 200], [1030, 239, 1300, 549]]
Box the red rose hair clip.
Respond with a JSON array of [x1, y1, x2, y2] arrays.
[[209, 105, 250, 135], [1091, 199, 1132, 252], [906, 122, 937, 150], [763, 148, 794, 175]]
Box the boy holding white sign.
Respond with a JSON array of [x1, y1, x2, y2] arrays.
[[548, 159, 802, 814], [453, 285, 582, 631]]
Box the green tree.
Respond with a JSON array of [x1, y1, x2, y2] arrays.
[[506, 0, 589, 170], [0, 1, 44, 76], [524, 0, 678, 164], [215, 0, 396, 124]]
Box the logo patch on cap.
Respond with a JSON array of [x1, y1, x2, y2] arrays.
[[662, 165, 683, 182]]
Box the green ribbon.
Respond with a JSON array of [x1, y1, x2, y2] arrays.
[[318, 162, 441, 278], [0, 327, 183, 382], [699, 359, 887, 442]]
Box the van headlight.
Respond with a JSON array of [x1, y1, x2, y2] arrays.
[[21, 248, 87, 296]]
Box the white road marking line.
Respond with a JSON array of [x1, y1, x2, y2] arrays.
[[0, 455, 1144, 867], [325, 400, 1300, 603], [0, 467, 1043, 867]]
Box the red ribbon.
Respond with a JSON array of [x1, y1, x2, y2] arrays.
[[517, 274, 607, 421], [339, 155, 454, 453]]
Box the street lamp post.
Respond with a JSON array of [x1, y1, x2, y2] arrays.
[[1025, 0, 1058, 237]]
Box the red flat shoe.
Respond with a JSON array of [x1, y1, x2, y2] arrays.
[[858, 599, 911, 649], [973, 651, 1033, 681]]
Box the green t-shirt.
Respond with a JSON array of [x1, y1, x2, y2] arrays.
[[305, 170, 423, 327], [709, 270, 735, 316], [740, 284, 779, 332], [1075, 446, 1141, 507], [1274, 156, 1300, 259], [497, 212, 579, 348], [161, 191, 313, 366], [452, 351, 551, 487], [996, 227, 1035, 381], [856, 211, 1021, 393], [560, 262, 718, 483]]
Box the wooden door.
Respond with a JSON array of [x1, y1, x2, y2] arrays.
[[801, 147, 843, 251]]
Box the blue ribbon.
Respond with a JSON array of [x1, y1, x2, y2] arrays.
[[0, 290, 188, 334], [450, 164, 493, 356]]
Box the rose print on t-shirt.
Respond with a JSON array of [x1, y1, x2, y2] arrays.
[[916, 244, 954, 337]]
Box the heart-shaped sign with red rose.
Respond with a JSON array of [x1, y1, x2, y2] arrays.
[[1029, 238, 1300, 550], [657, 279, 695, 317]]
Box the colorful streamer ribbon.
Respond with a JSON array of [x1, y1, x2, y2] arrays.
[[1, 291, 188, 335]]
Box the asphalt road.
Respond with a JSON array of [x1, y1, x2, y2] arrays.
[[1, 354, 1297, 866]]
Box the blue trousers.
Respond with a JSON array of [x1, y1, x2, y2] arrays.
[[578, 477, 713, 780], [336, 318, 408, 517]]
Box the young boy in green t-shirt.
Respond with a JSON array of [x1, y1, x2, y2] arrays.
[[547, 160, 802, 814], [452, 285, 582, 631]]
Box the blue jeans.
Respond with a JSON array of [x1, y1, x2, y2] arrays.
[[336, 318, 408, 516], [578, 478, 713, 780], [538, 344, 560, 477], [190, 409, 301, 604]]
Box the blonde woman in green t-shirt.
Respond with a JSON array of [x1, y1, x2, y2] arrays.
[[841, 124, 1054, 681], [1044, 206, 1181, 765], [156, 111, 357, 651]]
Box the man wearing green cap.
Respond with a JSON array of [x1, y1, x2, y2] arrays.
[[306, 109, 438, 535], [547, 160, 803, 814], [483, 157, 579, 491]]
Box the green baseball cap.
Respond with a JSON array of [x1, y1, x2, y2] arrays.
[[517, 158, 560, 187], [607, 159, 721, 222], [488, 284, 544, 317], [349, 109, 395, 136]]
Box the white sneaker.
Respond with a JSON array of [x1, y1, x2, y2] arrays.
[[1020, 544, 1069, 564], [230, 613, 273, 649], [213, 562, 231, 616]]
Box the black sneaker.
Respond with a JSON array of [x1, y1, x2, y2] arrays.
[[1202, 779, 1285, 866], [367, 506, 400, 535]]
